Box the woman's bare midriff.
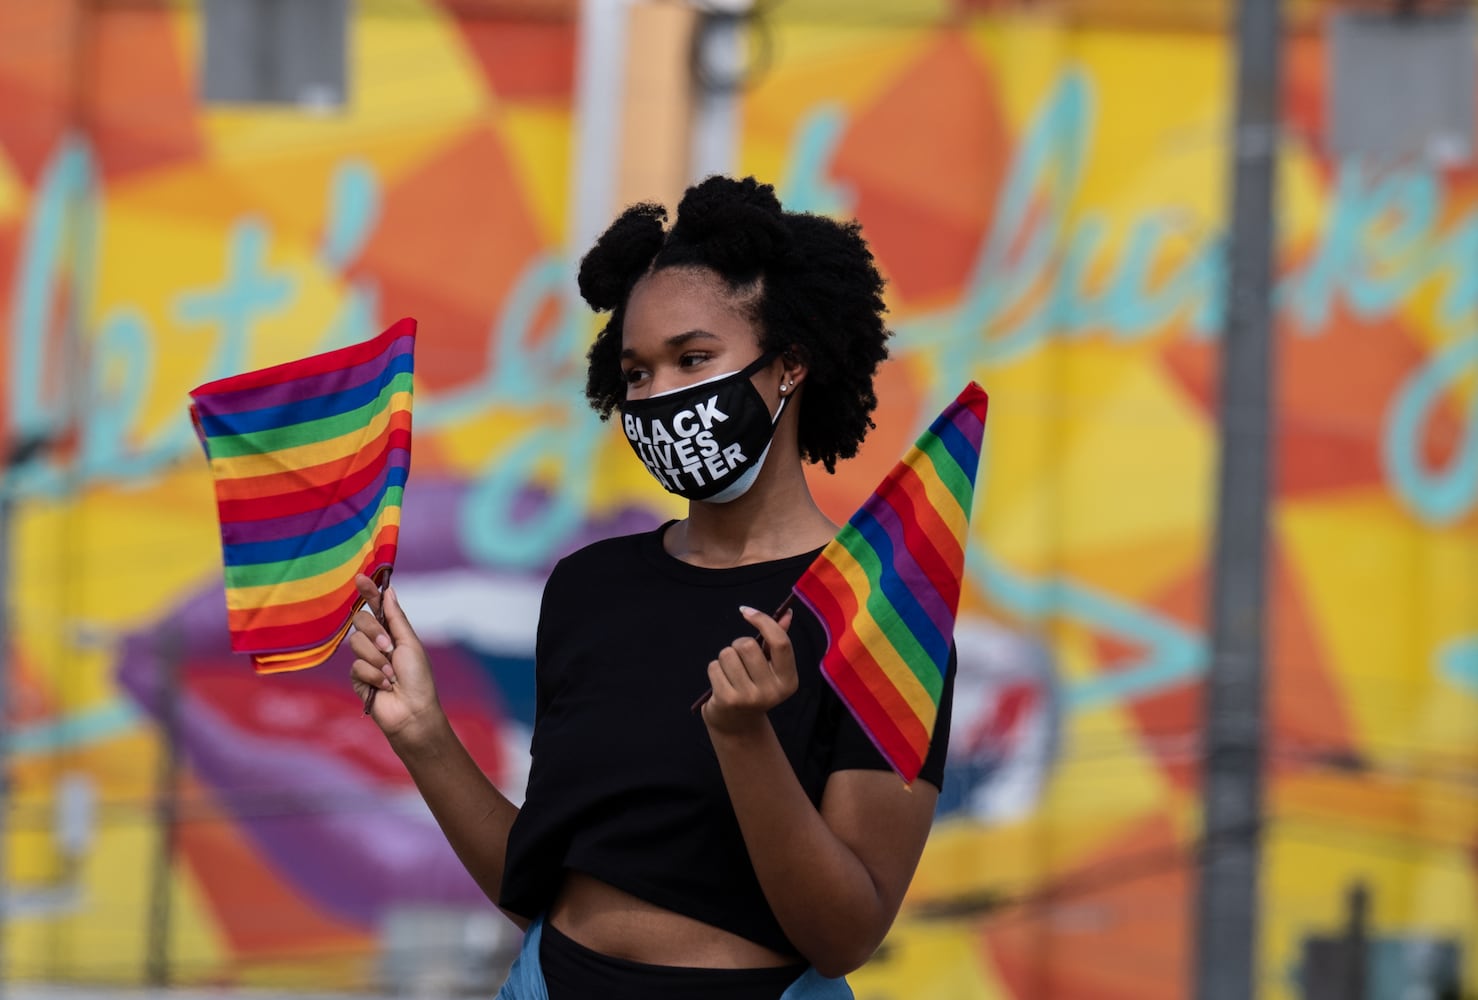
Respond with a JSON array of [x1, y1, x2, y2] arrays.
[[547, 870, 800, 969]]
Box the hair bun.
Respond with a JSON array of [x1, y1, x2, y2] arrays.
[[669, 176, 790, 275], [578, 202, 668, 311]]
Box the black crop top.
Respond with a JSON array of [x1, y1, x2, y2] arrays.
[[497, 523, 956, 954]]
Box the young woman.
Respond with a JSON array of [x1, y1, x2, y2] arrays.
[[346, 176, 956, 1000]]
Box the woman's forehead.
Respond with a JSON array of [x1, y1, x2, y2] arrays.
[[622, 268, 761, 350], [629, 266, 735, 306]]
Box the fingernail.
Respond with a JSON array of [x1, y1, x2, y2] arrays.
[[375, 635, 393, 653], [738, 605, 756, 617]]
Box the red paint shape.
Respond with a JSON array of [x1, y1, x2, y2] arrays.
[[0, 4, 75, 182], [1283, 33, 1331, 178], [1163, 302, 1464, 498], [84, 5, 202, 178], [832, 33, 1007, 303], [965, 682, 1037, 753], [839, 184, 989, 307], [808, 361, 923, 523], [11, 645, 59, 725], [0, 231, 16, 449], [448, 10, 575, 104], [1093, 568, 1206, 792], [984, 815, 1192, 1000], [175, 778, 371, 956], [0, 225, 82, 468], [352, 129, 544, 393], [1127, 683, 1201, 793], [1091, 535, 1357, 792], [1267, 545, 1355, 763], [188, 647, 505, 785]]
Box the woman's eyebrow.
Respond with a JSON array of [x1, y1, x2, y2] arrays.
[[620, 329, 720, 359]]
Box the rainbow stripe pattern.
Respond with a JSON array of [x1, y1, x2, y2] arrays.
[[187, 318, 415, 673], [793, 382, 989, 782]]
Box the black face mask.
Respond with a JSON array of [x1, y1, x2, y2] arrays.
[[616, 350, 787, 503]]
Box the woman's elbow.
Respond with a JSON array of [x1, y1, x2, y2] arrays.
[[811, 944, 878, 980], [805, 925, 889, 979], [812, 955, 866, 980]]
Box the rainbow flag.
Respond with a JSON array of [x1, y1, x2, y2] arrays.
[[792, 382, 988, 782], [188, 318, 415, 673]]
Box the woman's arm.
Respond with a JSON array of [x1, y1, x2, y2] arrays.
[[708, 725, 936, 976], [348, 579, 527, 929], [703, 606, 938, 977]]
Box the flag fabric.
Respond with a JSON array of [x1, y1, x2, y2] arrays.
[[792, 382, 989, 782], [188, 318, 415, 674]]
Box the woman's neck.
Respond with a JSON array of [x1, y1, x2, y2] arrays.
[[667, 464, 837, 568]]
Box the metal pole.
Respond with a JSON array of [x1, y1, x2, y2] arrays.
[[688, 0, 754, 184], [1340, 883, 1370, 1000], [1194, 0, 1282, 997], [145, 628, 184, 988], [570, 0, 635, 262]]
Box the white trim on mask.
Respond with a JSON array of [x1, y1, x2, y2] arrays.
[[632, 348, 780, 403], [644, 364, 741, 399]]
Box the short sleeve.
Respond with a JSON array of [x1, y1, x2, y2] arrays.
[[531, 556, 573, 725], [826, 645, 957, 789]]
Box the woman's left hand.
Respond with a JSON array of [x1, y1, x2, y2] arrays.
[[701, 605, 798, 735]]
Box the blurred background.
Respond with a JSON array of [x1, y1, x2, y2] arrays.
[[0, 0, 1475, 997]]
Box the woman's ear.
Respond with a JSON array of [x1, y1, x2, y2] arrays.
[[779, 348, 808, 396]]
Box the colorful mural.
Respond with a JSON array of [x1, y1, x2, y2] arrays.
[[1, 1, 1475, 997]]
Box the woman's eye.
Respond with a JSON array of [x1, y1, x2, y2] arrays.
[[679, 353, 711, 369], [622, 369, 647, 385]]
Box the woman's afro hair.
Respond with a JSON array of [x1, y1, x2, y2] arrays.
[[579, 175, 890, 474]]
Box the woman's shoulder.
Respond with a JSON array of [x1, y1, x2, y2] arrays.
[[543, 522, 671, 585]]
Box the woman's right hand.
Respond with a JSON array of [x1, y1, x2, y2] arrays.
[[347, 574, 443, 749]]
